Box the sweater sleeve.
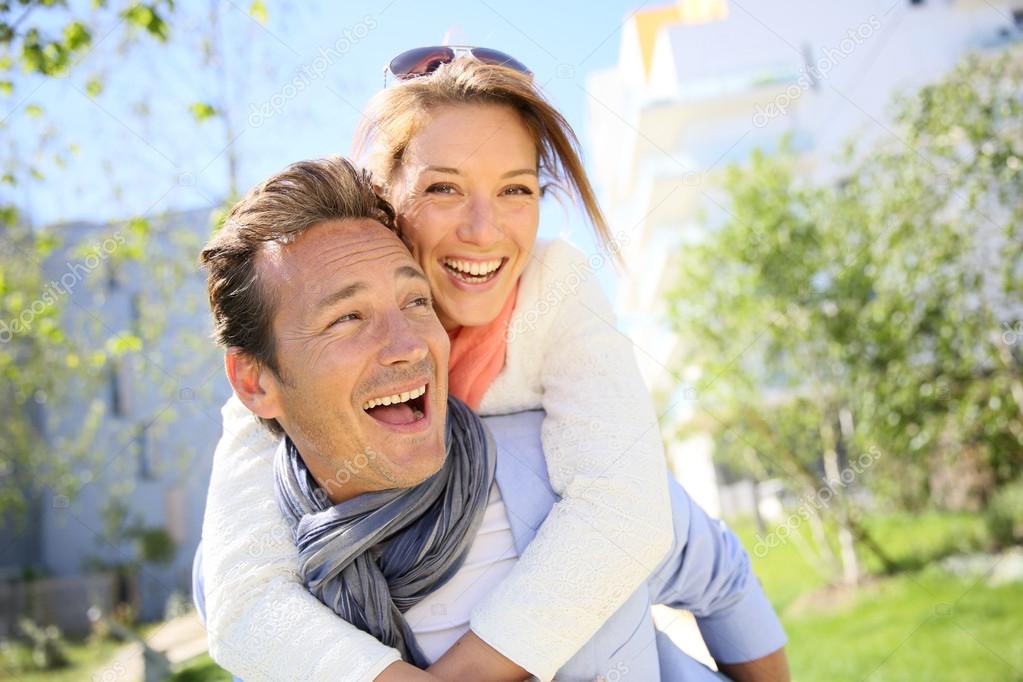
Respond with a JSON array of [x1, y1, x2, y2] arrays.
[[201, 394, 402, 681], [469, 241, 675, 681], [647, 476, 787, 663]]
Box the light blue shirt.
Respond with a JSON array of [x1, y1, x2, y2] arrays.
[[485, 410, 785, 680], [193, 410, 786, 680]]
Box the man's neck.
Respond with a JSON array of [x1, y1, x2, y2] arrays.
[[284, 435, 373, 505]]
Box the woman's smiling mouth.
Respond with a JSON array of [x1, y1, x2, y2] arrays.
[[441, 257, 507, 284]]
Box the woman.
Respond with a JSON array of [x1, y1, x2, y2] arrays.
[[200, 49, 674, 681]]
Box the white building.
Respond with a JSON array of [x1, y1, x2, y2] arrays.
[[587, 0, 1023, 517], [0, 209, 229, 635]]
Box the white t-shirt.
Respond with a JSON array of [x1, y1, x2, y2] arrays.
[[404, 482, 519, 663]]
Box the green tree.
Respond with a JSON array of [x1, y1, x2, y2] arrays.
[[1, 2, 176, 520], [1, 1, 283, 550], [666, 45, 1023, 585]]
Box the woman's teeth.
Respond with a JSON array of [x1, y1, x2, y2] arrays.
[[443, 258, 503, 283], [362, 384, 426, 410]]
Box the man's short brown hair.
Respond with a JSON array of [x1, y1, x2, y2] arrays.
[[200, 156, 401, 431]]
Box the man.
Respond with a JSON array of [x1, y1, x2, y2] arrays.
[[194, 156, 789, 681]]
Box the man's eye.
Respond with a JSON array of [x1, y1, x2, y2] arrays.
[[329, 313, 359, 327], [407, 296, 432, 309]]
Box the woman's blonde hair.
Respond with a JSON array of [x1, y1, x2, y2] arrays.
[[353, 58, 620, 263]]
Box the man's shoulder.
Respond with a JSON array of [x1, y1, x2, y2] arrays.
[[481, 409, 544, 435], [481, 410, 555, 542], [482, 410, 547, 480]]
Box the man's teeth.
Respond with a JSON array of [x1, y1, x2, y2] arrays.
[[443, 258, 502, 277], [363, 384, 426, 410]]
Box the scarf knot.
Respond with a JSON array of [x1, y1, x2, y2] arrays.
[[273, 396, 496, 667]]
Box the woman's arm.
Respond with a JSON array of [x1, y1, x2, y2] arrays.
[[200, 394, 402, 681], [377, 661, 446, 681], [466, 240, 675, 681], [427, 631, 530, 682], [718, 651, 791, 682], [646, 473, 788, 676]]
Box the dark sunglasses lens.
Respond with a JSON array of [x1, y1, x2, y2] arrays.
[[470, 47, 531, 74], [389, 46, 455, 79]]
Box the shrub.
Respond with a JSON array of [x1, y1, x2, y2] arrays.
[[17, 618, 69, 670], [986, 479, 1023, 547]]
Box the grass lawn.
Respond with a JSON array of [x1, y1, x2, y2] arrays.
[[0, 640, 232, 682], [169, 653, 233, 681], [0, 637, 123, 682], [735, 512, 1023, 682], [5, 512, 1016, 682]]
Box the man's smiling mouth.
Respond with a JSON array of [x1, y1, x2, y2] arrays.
[[362, 383, 428, 426]]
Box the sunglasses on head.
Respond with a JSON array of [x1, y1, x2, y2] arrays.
[[383, 46, 531, 86]]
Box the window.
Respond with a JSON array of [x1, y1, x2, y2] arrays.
[[801, 43, 819, 91], [108, 360, 126, 417], [164, 487, 186, 544], [136, 423, 156, 480], [130, 293, 143, 337], [105, 258, 122, 293]]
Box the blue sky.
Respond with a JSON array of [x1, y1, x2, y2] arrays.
[[6, 0, 642, 257]]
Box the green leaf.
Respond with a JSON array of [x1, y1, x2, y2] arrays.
[[188, 101, 217, 123], [122, 4, 154, 28], [25, 104, 44, 118], [35, 232, 60, 255], [62, 21, 92, 52], [0, 81, 13, 96], [0, 205, 18, 226], [107, 334, 143, 355], [121, 4, 170, 41], [249, 0, 268, 25], [85, 77, 103, 97], [126, 217, 150, 237]]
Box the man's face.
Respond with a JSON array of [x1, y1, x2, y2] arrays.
[[258, 218, 450, 501]]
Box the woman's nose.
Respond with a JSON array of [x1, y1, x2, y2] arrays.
[[456, 195, 502, 248]]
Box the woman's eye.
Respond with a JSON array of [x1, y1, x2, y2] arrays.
[[504, 185, 534, 196], [425, 183, 457, 194]]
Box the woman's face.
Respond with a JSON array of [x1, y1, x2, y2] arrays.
[[390, 103, 540, 330]]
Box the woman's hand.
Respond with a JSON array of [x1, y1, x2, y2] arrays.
[[375, 661, 445, 681], [717, 647, 791, 682], [427, 629, 531, 682]]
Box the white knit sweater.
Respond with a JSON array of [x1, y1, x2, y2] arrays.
[[200, 239, 674, 682]]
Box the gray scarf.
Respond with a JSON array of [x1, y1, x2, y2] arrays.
[[273, 396, 496, 668]]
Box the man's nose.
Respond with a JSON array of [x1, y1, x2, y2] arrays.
[[377, 308, 429, 366], [456, 195, 502, 248]]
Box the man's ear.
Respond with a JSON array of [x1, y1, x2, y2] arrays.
[[225, 348, 283, 420]]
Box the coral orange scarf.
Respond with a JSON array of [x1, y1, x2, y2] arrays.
[[446, 282, 519, 410]]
